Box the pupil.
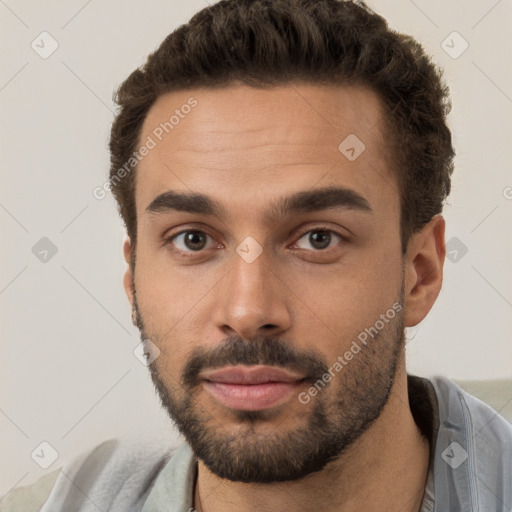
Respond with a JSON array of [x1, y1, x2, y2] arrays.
[[185, 231, 206, 250], [311, 231, 330, 249]]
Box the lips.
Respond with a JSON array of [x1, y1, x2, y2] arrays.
[[201, 365, 306, 385], [201, 365, 307, 411]]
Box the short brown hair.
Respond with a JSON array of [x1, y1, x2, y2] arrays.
[[109, 0, 455, 258]]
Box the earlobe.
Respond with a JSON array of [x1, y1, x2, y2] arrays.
[[403, 215, 446, 327]]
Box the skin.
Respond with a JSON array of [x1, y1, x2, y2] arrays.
[[122, 82, 445, 512]]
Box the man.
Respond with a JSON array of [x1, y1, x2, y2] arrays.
[[2, 0, 511, 511]]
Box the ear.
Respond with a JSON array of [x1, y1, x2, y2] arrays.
[[403, 214, 446, 327], [122, 237, 135, 309]]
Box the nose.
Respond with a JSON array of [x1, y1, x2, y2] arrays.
[[212, 247, 292, 341]]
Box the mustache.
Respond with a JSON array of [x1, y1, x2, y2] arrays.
[[182, 335, 329, 389]]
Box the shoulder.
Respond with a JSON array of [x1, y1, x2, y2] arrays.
[[430, 375, 512, 441], [0, 437, 179, 512], [0, 468, 61, 512], [429, 375, 512, 508]]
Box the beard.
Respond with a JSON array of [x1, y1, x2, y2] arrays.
[[133, 286, 405, 484]]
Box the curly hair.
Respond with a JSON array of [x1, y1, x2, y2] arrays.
[[109, 0, 455, 259]]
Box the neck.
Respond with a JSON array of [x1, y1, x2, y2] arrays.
[[193, 364, 430, 512]]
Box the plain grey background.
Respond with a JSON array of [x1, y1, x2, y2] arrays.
[[1, 0, 511, 496]]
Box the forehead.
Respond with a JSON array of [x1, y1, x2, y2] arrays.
[[135, 82, 398, 220]]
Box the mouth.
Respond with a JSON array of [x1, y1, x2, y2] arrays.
[[201, 365, 307, 411]]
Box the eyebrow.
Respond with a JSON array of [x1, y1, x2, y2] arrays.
[[145, 185, 373, 224]]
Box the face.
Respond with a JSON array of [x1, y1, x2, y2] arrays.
[[126, 82, 410, 483]]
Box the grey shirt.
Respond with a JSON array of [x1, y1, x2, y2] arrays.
[[2, 375, 511, 511]]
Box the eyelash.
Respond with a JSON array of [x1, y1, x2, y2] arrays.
[[164, 225, 348, 257]]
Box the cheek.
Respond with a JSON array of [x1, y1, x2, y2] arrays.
[[153, 349, 185, 389], [135, 242, 217, 325], [134, 250, 216, 374], [292, 250, 402, 345]]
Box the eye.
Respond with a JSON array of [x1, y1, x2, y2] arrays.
[[293, 228, 346, 251], [164, 226, 347, 257], [166, 230, 217, 254]]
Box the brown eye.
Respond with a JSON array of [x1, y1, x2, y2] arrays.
[[294, 229, 344, 251], [168, 230, 214, 252]]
